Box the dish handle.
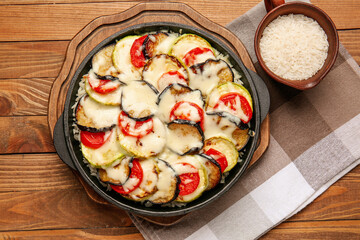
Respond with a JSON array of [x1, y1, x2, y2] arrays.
[[247, 69, 270, 123], [54, 113, 77, 170]]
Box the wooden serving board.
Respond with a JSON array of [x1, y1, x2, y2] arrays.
[[47, 2, 270, 226]]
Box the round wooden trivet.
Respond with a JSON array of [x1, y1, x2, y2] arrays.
[[47, 2, 270, 226]]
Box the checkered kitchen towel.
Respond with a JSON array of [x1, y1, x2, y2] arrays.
[[130, 1, 360, 239]]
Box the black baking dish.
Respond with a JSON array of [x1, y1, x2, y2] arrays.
[[53, 22, 270, 217]]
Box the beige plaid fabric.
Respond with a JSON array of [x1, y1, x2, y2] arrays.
[[130, 1, 360, 239]]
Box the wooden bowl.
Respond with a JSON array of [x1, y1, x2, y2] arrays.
[[254, 2, 339, 90]]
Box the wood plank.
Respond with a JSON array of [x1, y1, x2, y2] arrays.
[[0, 153, 80, 192], [289, 166, 360, 222], [0, 1, 359, 42], [0, 41, 67, 79], [0, 189, 133, 231], [339, 30, 360, 64], [0, 78, 53, 116], [0, 116, 54, 154], [0, 228, 144, 240], [262, 220, 360, 239]]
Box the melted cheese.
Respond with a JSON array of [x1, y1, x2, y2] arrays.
[[157, 85, 203, 123], [118, 117, 166, 158], [142, 54, 188, 91], [112, 36, 141, 83], [153, 33, 178, 55], [189, 60, 229, 96], [203, 114, 238, 145], [121, 81, 158, 118], [80, 96, 120, 128], [105, 157, 131, 183], [127, 159, 158, 200]]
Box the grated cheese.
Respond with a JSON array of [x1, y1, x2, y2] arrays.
[[260, 14, 329, 81]]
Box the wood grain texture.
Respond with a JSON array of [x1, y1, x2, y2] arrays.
[[0, 78, 53, 116], [339, 29, 360, 64], [262, 220, 360, 239], [0, 189, 133, 231], [0, 228, 143, 240], [0, 153, 79, 192], [0, 116, 54, 154], [0, 1, 359, 41], [0, 41, 67, 79]]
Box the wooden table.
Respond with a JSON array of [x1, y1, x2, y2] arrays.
[[0, 0, 359, 239]]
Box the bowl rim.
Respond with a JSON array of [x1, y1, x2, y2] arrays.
[[254, 1, 339, 90]]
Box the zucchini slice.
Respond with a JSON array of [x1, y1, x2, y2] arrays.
[[189, 59, 234, 97], [98, 156, 131, 185], [121, 80, 158, 120], [202, 136, 239, 172], [172, 155, 208, 202], [157, 83, 204, 123], [142, 54, 188, 91], [143, 32, 178, 59], [92, 44, 119, 78], [81, 129, 126, 168], [148, 159, 180, 204], [117, 117, 166, 158], [166, 119, 204, 155], [124, 158, 159, 201], [75, 95, 120, 132], [206, 82, 253, 124], [112, 35, 142, 83], [84, 75, 122, 106], [198, 154, 221, 190], [170, 34, 215, 66]]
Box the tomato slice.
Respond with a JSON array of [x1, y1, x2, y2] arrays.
[[214, 92, 253, 124], [111, 158, 143, 195], [157, 71, 187, 91], [118, 111, 154, 138], [80, 130, 112, 149], [183, 47, 214, 66], [87, 75, 120, 94], [205, 148, 228, 173], [178, 163, 200, 196], [170, 101, 204, 129], [130, 35, 147, 68]]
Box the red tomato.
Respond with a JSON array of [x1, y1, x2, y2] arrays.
[[205, 148, 228, 173], [178, 163, 200, 196], [182, 47, 214, 66], [214, 92, 253, 124], [80, 130, 111, 149], [111, 158, 143, 195], [118, 111, 154, 138], [170, 101, 204, 129], [130, 35, 147, 68], [87, 75, 120, 94], [157, 71, 187, 91]]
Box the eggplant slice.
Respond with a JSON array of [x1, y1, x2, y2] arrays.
[[143, 32, 177, 59], [197, 154, 221, 191], [75, 95, 120, 132], [157, 83, 204, 123], [148, 159, 180, 204], [166, 119, 204, 155], [121, 80, 158, 121], [189, 59, 234, 97]]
